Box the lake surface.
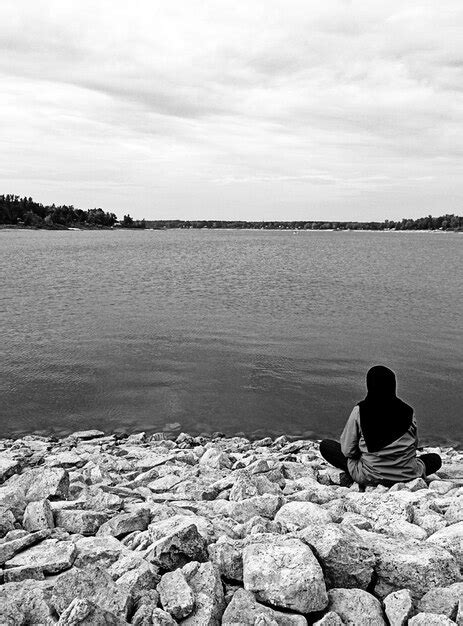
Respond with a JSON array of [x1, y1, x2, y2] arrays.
[[1, 229, 462, 445]]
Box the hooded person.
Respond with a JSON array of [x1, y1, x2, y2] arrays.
[[319, 366, 442, 486]]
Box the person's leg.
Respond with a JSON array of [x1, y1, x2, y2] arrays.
[[419, 453, 442, 476], [319, 439, 350, 474]]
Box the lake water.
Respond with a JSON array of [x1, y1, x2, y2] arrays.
[[1, 229, 462, 445]]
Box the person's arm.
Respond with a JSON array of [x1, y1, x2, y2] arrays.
[[340, 406, 361, 459]]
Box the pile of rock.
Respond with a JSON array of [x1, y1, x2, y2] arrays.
[[0, 429, 462, 625]]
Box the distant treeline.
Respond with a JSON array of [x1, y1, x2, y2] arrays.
[[1, 194, 462, 231], [0, 195, 145, 228], [146, 215, 463, 231]]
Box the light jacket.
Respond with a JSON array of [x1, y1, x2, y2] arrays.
[[340, 405, 425, 485]]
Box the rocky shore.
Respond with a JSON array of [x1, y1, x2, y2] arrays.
[[0, 430, 462, 625]]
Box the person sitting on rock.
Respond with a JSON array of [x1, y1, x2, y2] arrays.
[[319, 365, 442, 486]]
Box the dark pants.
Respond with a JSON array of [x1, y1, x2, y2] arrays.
[[319, 439, 442, 480]]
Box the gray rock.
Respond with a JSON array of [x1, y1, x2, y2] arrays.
[[51, 565, 133, 619], [199, 447, 232, 469], [274, 501, 332, 531], [5, 538, 76, 574], [0, 529, 51, 566], [328, 588, 386, 625], [70, 430, 105, 440], [418, 583, 463, 621], [158, 568, 195, 619], [54, 509, 109, 535], [212, 494, 284, 523], [23, 499, 55, 532], [0, 507, 16, 537], [4, 564, 46, 582], [117, 565, 159, 606], [97, 509, 150, 537], [408, 613, 456, 625], [180, 561, 226, 625], [0, 456, 20, 483], [427, 522, 463, 568], [0, 579, 54, 625], [313, 612, 344, 626], [229, 472, 282, 501], [24, 467, 70, 501], [299, 523, 375, 589], [445, 501, 463, 524], [57, 598, 126, 625], [222, 588, 307, 625], [243, 534, 328, 613], [132, 607, 176, 625], [74, 535, 126, 567], [345, 493, 414, 526], [149, 513, 214, 543], [146, 522, 208, 571], [208, 536, 244, 581], [359, 530, 460, 599], [383, 589, 413, 626]]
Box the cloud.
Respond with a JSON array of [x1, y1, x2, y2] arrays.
[[0, 0, 462, 220]]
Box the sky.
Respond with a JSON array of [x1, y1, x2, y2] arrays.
[[1, 1, 462, 221]]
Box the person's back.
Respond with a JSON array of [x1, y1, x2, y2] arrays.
[[320, 365, 442, 486]]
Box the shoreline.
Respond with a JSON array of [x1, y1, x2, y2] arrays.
[[0, 431, 461, 624]]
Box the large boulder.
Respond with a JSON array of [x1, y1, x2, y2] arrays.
[[210, 494, 284, 523], [208, 536, 244, 581], [51, 565, 133, 620], [300, 523, 375, 589], [408, 613, 456, 625], [97, 509, 150, 538], [57, 598, 126, 625], [427, 522, 463, 568], [181, 561, 225, 625], [0, 580, 54, 625], [359, 531, 460, 599], [274, 501, 332, 531], [327, 588, 386, 625], [54, 509, 109, 535], [0, 529, 50, 565], [243, 534, 328, 613], [229, 471, 282, 501], [158, 568, 195, 620], [73, 536, 126, 568], [23, 499, 55, 532], [145, 523, 208, 571], [4, 538, 77, 574], [222, 588, 307, 625], [417, 583, 463, 621], [383, 589, 413, 626]]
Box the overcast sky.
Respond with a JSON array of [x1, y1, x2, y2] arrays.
[[1, 1, 462, 221]]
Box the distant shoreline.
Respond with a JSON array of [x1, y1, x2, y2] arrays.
[[1, 224, 461, 234]]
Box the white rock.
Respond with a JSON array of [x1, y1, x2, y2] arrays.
[[54, 509, 109, 535], [51, 565, 133, 620], [208, 536, 244, 581], [222, 588, 307, 625], [299, 523, 375, 589], [0, 580, 54, 625], [181, 561, 225, 625], [243, 534, 328, 613], [5, 538, 77, 574], [313, 612, 344, 626], [427, 522, 463, 567], [408, 613, 456, 625], [274, 501, 332, 531], [199, 448, 232, 469], [57, 598, 126, 625], [383, 589, 413, 626], [418, 583, 463, 621], [74, 535, 126, 567], [158, 568, 195, 620], [23, 499, 54, 532], [328, 588, 386, 625]]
